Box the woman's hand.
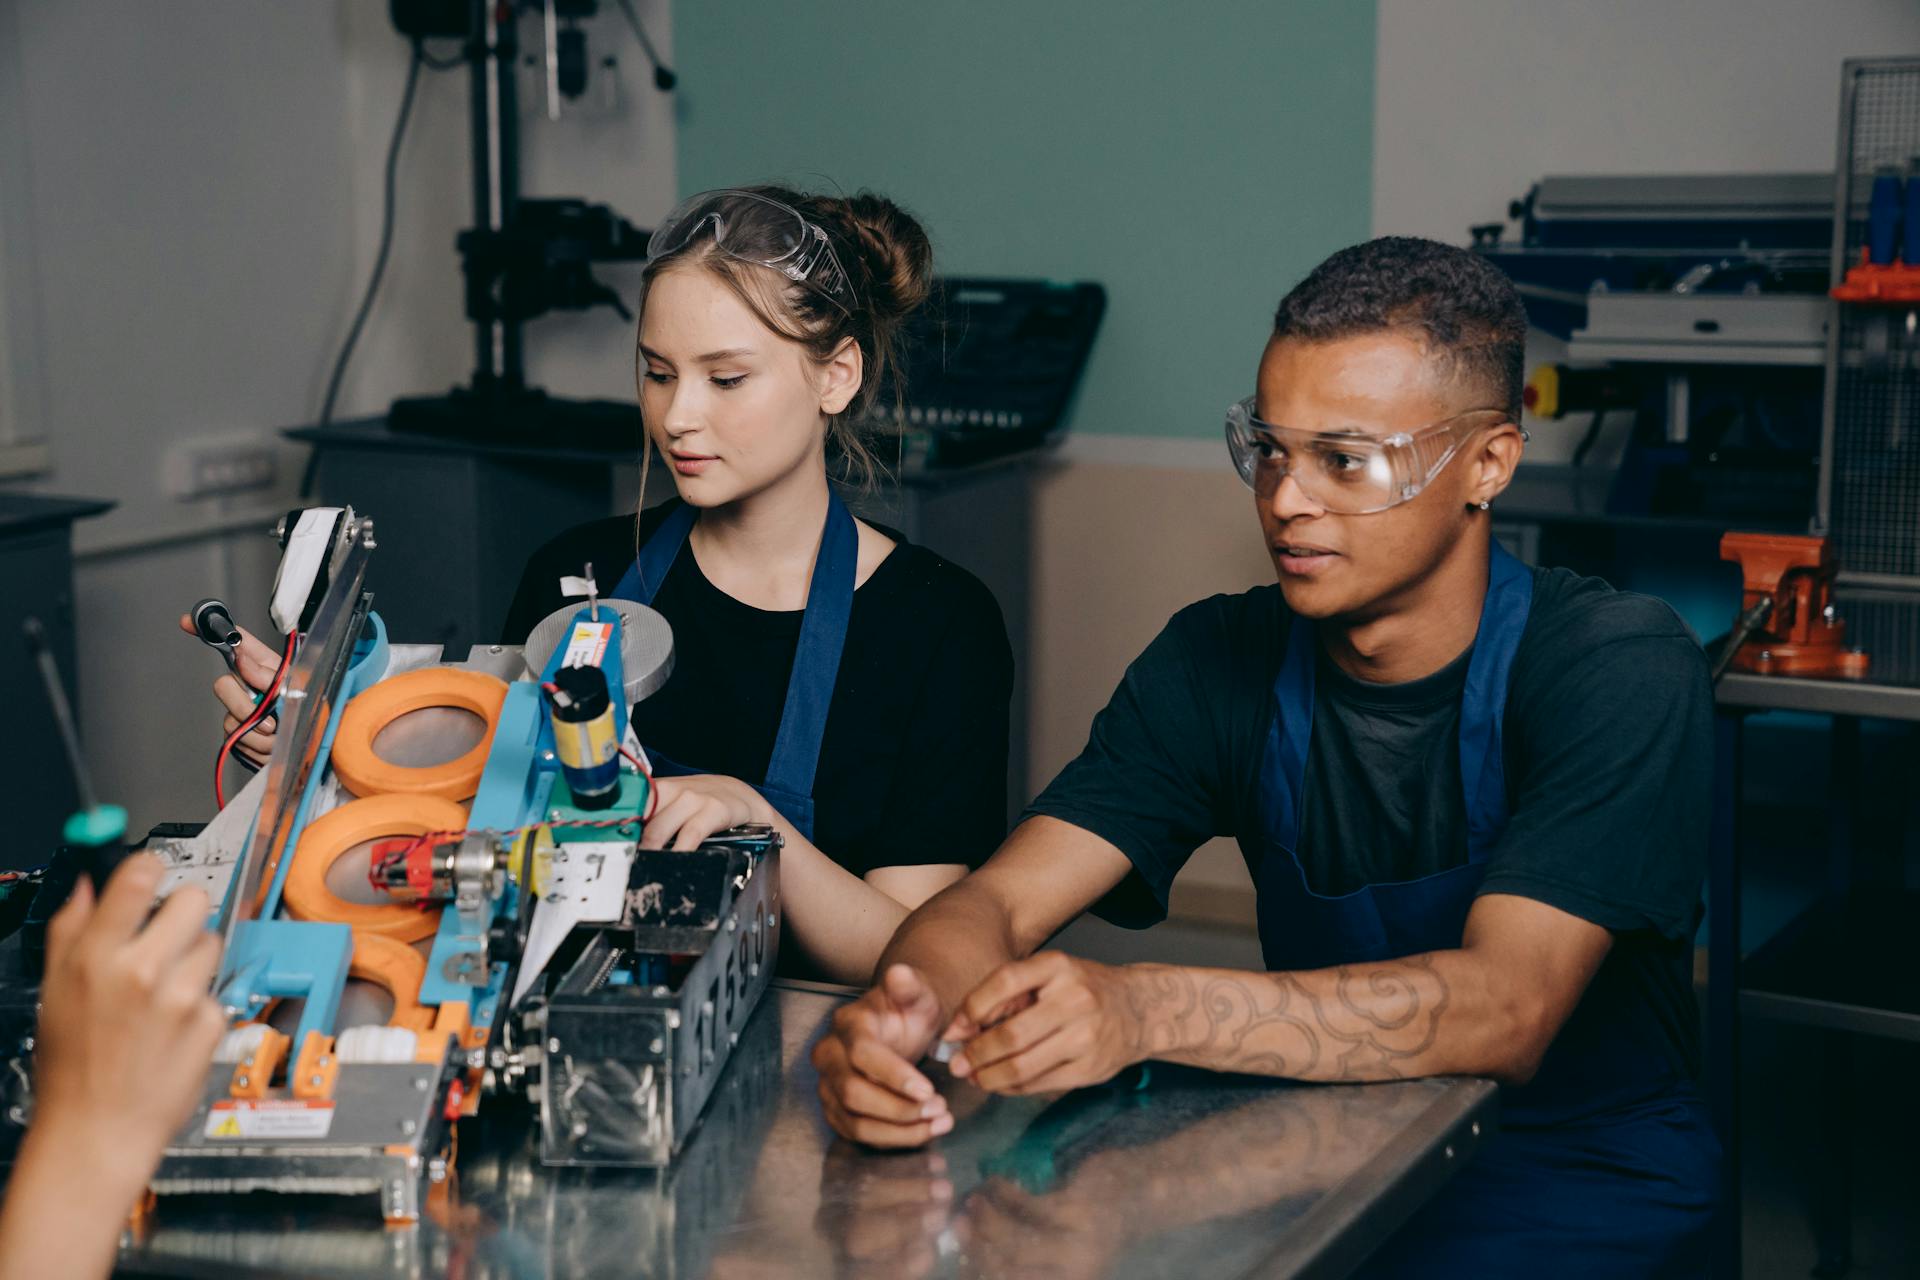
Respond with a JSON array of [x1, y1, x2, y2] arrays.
[[638, 774, 778, 851], [176, 615, 281, 767]]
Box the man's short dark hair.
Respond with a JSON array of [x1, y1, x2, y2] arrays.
[[1272, 237, 1527, 417]]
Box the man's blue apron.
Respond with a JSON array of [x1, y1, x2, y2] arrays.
[[610, 495, 855, 843], [1249, 542, 1718, 1278]]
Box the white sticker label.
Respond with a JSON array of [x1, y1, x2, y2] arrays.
[[561, 621, 613, 669], [204, 1099, 336, 1140]]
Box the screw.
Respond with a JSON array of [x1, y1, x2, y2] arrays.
[[541, 751, 556, 763], [414, 1077, 431, 1091], [488, 645, 503, 655], [317, 1056, 330, 1067], [572, 1121, 588, 1138], [548, 1038, 562, 1054], [649, 1038, 664, 1054], [310, 1075, 323, 1088], [236, 1074, 250, 1088], [1444, 1144, 1455, 1160], [400, 1119, 417, 1136], [1471, 1122, 1481, 1137]]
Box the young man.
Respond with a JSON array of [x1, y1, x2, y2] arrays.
[[812, 238, 1720, 1275]]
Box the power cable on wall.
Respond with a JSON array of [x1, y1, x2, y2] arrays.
[[301, 42, 449, 497]]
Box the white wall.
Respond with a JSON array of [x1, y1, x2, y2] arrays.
[[1373, 0, 1920, 464], [0, 0, 675, 832]]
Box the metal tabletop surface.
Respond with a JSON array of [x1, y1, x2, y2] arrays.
[[116, 982, 1496, 1280]]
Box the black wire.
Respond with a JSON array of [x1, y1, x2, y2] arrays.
[[1571, 408, 1607, 468], [300, 44, 426, 497], [611, 0, 677, 90], [418, 41, 466, 72]]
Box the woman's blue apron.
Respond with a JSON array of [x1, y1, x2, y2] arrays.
[[610, 494, 855, 843], [1250, 542, 1718, 1277]]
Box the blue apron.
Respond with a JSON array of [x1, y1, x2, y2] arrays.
[[1250, 542, 1718, 1278], [610, 494, 856, 843]]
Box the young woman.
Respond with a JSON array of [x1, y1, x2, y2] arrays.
[[193, 186, 1013, 984]]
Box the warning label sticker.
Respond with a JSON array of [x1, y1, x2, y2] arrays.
[[562, 621, 613, 669], [204, 1099, 335, 1140]]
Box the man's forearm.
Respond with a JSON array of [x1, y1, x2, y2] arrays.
[[872, 880, 1021, 1024], [871, 816, 1136, 1025], [1124, 949, 1543, 1084]]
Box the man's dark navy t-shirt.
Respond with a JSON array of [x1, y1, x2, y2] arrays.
[[1028, 565, 1711, 1085]]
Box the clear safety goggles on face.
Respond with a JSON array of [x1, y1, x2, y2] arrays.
[[1224, 396, 1519, 515], [646, 188, 859, 313]]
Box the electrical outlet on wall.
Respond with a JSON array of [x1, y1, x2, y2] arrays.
[[164, 434, 280, 500]]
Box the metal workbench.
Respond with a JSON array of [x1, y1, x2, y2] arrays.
[[115, 981, 1496, 1280]]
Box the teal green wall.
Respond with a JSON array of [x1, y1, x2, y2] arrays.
[[673, 1, 1376, 439]]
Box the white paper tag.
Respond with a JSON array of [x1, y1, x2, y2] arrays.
[[204, 1099, 335, 1140], [561, 620, 613, 669], [559, 575, 597, 598]]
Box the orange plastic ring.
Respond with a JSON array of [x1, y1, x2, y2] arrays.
[[331, 668, 509, 801], [350, 931, 433, 1032], [284, 793, 469, 941]]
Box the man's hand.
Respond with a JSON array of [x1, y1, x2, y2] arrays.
[[944, 952, 1144, 1095], [639, 774, 776, 852], [811, 965, 953, 1148]]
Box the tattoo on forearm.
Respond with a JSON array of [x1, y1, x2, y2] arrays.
[[1127, 957, 1452, 1081]]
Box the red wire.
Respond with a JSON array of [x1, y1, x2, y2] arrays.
[[213, 630, 299, 810], [620, 744, 659, 820]]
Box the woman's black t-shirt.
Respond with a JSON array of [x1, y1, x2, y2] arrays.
[[503, 501, 1014, 876]]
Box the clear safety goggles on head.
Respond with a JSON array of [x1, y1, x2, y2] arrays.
[[1224, 396, 1520, 515], [646, 188, 859, 312]]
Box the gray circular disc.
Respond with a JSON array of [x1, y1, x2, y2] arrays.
[[523, 599, 676, 704]]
